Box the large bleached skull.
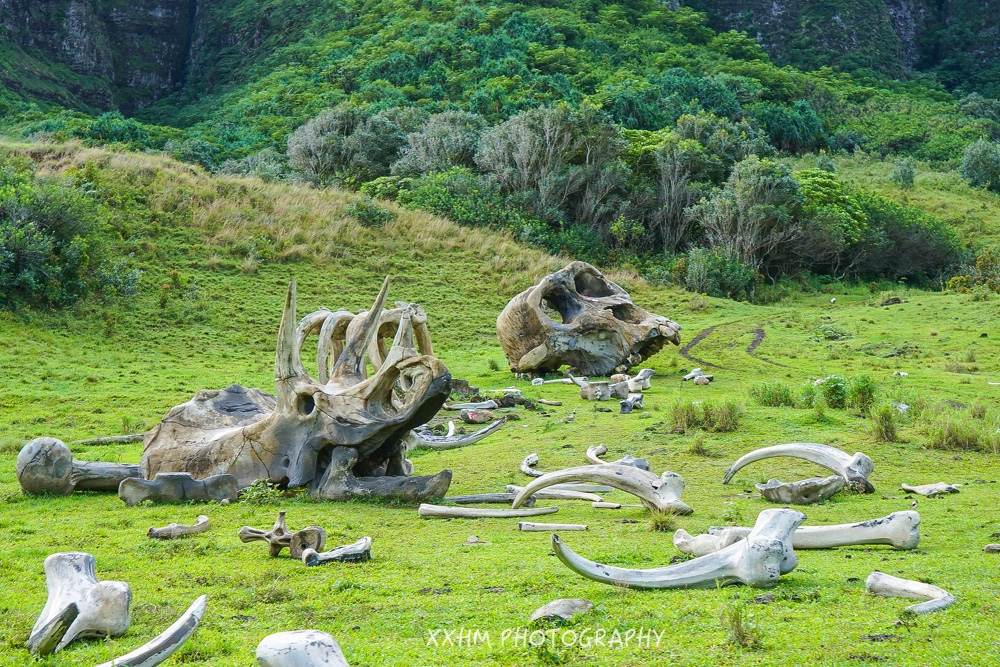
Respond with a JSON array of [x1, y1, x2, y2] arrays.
[[496, 262, 681, 376], [141, 278, 453, 502]]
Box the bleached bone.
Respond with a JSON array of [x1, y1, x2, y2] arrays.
[[29, 552, 131, 654], [512, 464, 692, 514], [302, 537, 372, 565], [683, 368, 704, 381], [553, 508, 805, 589], [446, 493, 536, 506], [238, 511, 326, 558], [418, 504, 559, 519], [521, 453, 545, 477], [16, 437, 141, 496], [628, 368, 655, 391], [619, 393, 644, 414], [445, 400, 498, 410], [585, 444, 650, 471], [93, 595, 207, 667], [693, 375, 711, 385], [148, 515, 210, 540], [592, 501, 621, 509], [610, 373, 630, 383], [984, 544, 1000, 553], [608, 381, 631, 399], [408, 418, 506, 451], [519, 454, 612, 491], [901, 482, 961, 497], [723, 443, 875, 493], [756, 475, 846, 504], [865, 571, 955, 614], [256, 629, 349, 667], [506, 485, 603, 502], [531, 599, 593, 623], [579, 381, 612, 401], [119, 472, 238, 506], [537, 399, 563, 406], [566, 373, 589, 387], [676, 511, 922, 557], [519, 522, 587, 531]]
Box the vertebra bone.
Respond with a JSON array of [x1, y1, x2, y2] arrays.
[[866, 571, 955, 614], [723, 443, 875, 493], [238, 511, 326, 558]]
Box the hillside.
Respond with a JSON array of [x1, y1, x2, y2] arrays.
[[0, 145, 999, 666]]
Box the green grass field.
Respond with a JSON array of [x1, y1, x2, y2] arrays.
[[0, 144, 998, 666]]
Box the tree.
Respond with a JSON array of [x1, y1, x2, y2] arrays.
[[960, 139, 1000, 192], [392, 111, 487, 176]]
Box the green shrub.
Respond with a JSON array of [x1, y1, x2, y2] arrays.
[[346, 198, 394, 227], [818, 375, 847, 409], [749, 380, 795, 407], [670, 399, 701, 433], [960, 139, 1000, 192], [847, 374, 878, 415], [870, 403, 898, 442], [889, 157, 916, 189], [703, 400, 742, 432], [796, 381, 818, 408]]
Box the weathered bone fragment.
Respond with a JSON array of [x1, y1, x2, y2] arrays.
[[518, 522, 587, 531], [619, 393, 644, 414], [497, 261, 681, 376], [256, 630, 349, 667], [693, 375, 711, 385], [683, 368, 703, 381], [460, 408, 494, 424], [531, 378, 576, 385], [676, 511, 921, 557], [608, 381, 631, 399], [901, 482, 961, 497], [756, 475, 846, 504], [148, 515, 211, 539], [512, 464, 692, 515], [289, 527, 328, 560], [302, 537, 372, 565], [142, 279, 453, 502], [592, 501, 621, 509], [984, 544, 1000, 553], [723, 443, 875, 493], [238, 511, 326, 558], [16, 437, 141, 496], [446, 493, 536, 507], [407, 419, 506, 451], [29, 552, 131, 654], [585, 444, 650, 471], [530, 598, 593, 623], [579, 381, 612, 401], [445, 400, 498, 410], [119, 473, 238, 506], [93, 595, 207, 667], [865, 571, 955, 614], [521, 453, 545, 477], [554, 508, 805, 589], [627, 368, 655, 391], [537, 399, 563, 406], [506, 485, 603, 502], [418, 504, 559, 519]]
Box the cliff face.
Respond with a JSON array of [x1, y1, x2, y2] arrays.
[[0, 0, 197, 111]]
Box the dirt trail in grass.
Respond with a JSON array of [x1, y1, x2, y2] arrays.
[[746, 326, 786, 367], [679, 326, 721, 368]]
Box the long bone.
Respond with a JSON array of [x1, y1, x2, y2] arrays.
[[674, 511, 921, 557], [418, 504, 559, 519], [901, 482, 960, 497], [505, 485, 603, 502], [585, 445, 650, 471], [552, 508, 805, 589], [148, 515, 210, 539], [407, 418, 507, 451], [93, 595, 207, 667], [723, 443, 875, 493], [302, 537, 372, 565], [519, 453, 612, 491], [29, 552, 131, 655], [16, 437, 141, 496], [512, 464, 693, 514], [865, 571, 955, 614], [445, 493, 536, 506]]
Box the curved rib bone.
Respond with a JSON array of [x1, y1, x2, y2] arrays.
[[408, 419, 507, 451], [418, 504, 559, 519], [29, 552, 131, 654], [511, 464, 692, 514], [148, 515, 210, 540], [677, 511, 921, 557], [93, 595, 207, 667], [723, 443, 875, 493], [553, 508, 805, 589], [585, 445, 650, 471], [302, 537, 372, 565], [506, 485, 603, 502], [865, 571, 955, 614]]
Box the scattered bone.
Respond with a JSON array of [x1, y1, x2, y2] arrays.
[[619, 393, 644, 413], [677, 511, 921, 557], [865, 571, 955, 614], [408, 419, 506, 451], [512, 464, 692, 515], [693, 375, 711, 385], [723, 443, 875, 493], [532, 378, 576, 386], [585, 445, 650, 471], [119, 472, 239, 506], [16, 437, 141, 496], [628, 369, 655, 391], [607, 381, 631, 399], [496, 261, 681, 375], [610, 373, 630, 383], [756, 475, 846, 504], [505, 485, 603, 502], [67, 433, 146, 447], [552, 483, 614, 492], [592, 501, 621, 509], [289, 528, 328, 560], [983, 544, 1000, 553], [521, 453, 545, 477], [446, 493, 536, 507], [418, 504, 559, 519], [537, 399, 563, 406], [93, 595, 207, 667], [446, 400, 499, 410], [683, 368, 703, 381], [302, 537, 372, 565], [579, 381, 613, 401], [901, 482, 961, 497], [256, 630, 349, 667], [893, 371, 909, 377], [530, 599, 593, 623], [553, 508, 805, 589], [28, 552, 131, 655], [238, 511, 326, 558], [520, 522, 587, 531], [460, 409, 495, 424], [148, 515, 210, 540], [464, 535, 486, 545], [446, 422, 455, 437]]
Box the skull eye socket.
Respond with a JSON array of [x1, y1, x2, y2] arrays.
[[574, 271, 614, 298], [608, 303, 643, 324], [542, 287, 582, 324], [296, 393, 317, 416]]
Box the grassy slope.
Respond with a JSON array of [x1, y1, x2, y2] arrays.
[[0, 145, 999, 666]]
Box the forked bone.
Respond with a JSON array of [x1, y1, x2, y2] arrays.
[[512, 464, 692, 514], [29, 552, 131, 654], [723, 443, 875, 493], [257, 630, 349, 667], [302, 537, 372, 565], [17, 437, 141, 496], [148, 515, 210, 539], [865, 571, 955, 614], [93, 595, 207, 667], [553, 508, 805, 589], [585, 445, 650, 471], [418, 504, 559, 519]]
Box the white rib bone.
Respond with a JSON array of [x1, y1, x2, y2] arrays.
[[585, 445, 649, 470], [723, 443, 875, 492], [511, 464, 692, 514], [865, 571, 955, 614], [506, 485, 603, 502], [29, 552, 131, 654], [676, 511, 922, 557], [148, 515, 211, 540], [408, 418, 506, 451], [93, 595, 207, 667], [418, 504, 559, 519], [553, 509, 804, 589], [519, 522, 587, 531]]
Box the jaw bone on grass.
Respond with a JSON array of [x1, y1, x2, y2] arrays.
[[93, 595, 207, 667], [406, 418, 507, 451], [866, 571, 955, 614], [723, 443, 875, 493], [553, 508, 805, 589], [675, 511, 922, 558], [511, 464, 692, 515]]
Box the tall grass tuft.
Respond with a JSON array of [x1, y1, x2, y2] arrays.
[[847, 374, 879, 415], [870, 403, 898, 442], [748, 381, 794, 407], [719, 597, 763, 649]]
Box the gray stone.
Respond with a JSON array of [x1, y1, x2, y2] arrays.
[[256, 630, 349, 666], [756, 475, 846, 504], [530, 598, 594, 623]]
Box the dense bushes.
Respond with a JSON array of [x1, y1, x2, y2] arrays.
[[960, 139, 1000, 192]]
